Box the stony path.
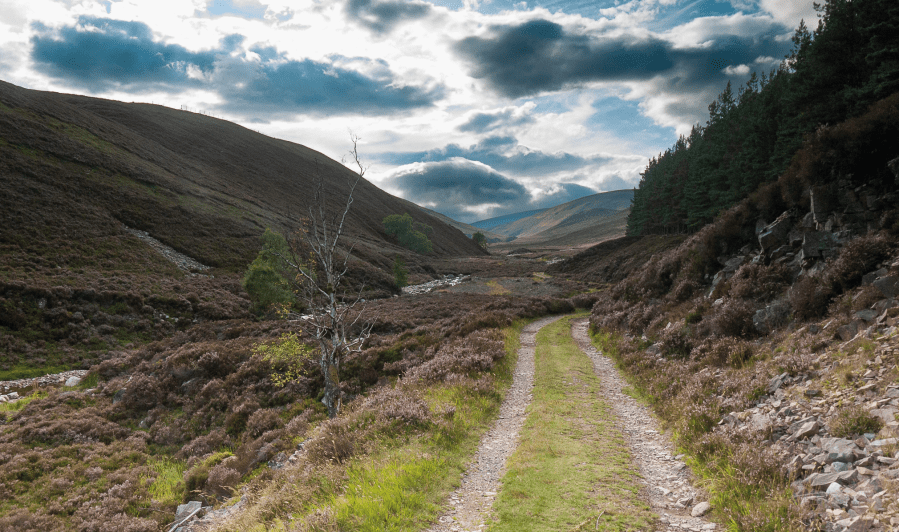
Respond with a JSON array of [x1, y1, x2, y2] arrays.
[[428, 315, 563, 532], [122, 224, 211, 274], [570, 319, 717, 532]]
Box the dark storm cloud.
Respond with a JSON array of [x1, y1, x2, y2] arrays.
[[381, 135, 612, 177], [458, 108, 536, 133], [382, 158, 599, 223], [31, 18, 215, 89], [454, 18, 789, 98], [344, 0, 432, 34], [30, 16, 441, 116], [384, 158, 528, 221]]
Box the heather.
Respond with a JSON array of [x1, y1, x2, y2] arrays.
[[0, 292, 581, 530]]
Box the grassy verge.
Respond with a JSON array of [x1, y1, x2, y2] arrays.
[[219, 319, 532, 531], [489, 314, 654, 532]]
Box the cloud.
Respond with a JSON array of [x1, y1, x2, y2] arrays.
[[381, 135, 614, 177], [379, 156, 602, 223], [30, 17, 216, 90], [456, 19, 675, 98], [344, 0, 432, 34], [30, 16, 442, 115], [383, 158, 529, 222], [454, 17, 791, 100], [458, 105, 535, 133]]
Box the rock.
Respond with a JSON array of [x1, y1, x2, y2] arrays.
[[64, 376, 82, 387], [870, 407, 897, 425], [759, 213, 792, 252], [873, 275, 899, 299], [863, 268, 889, 285], [175, 501, 203, 522], [869, 438, 899, 448], [854, 309, 879, 323], [769, 372, 790, 394], [754, 300, 791, 335], [795, 421, 821, 440], [836, 321, 863, 341], [691, 501, 711, 517], [811, 185, 837, 224], [8, 392, 19, 399], [800, 231, 836, 262], [806, 469, 859, 488], [889, 157, 899, 182]]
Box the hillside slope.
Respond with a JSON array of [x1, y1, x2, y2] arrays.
[[0, 79, 483, 374]]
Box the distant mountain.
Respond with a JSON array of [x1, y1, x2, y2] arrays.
[[470, 208, 548, 230], [491, 190, 633, 240], [410, 204, 509, 243]]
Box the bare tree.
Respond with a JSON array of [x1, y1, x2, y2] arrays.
[[277, 136, 372, 418]]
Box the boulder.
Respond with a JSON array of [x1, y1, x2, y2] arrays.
[[805, 469, 858, 488], [889, 156, 899, 183], [810, 185, 837, 224], [758, 214, 792, 252], [754, 300, 791, 335], [794, 421, 821, 440], [799, 231, 835, 262], [872, 275, 899, 299], [175, 501, 203, 522], [64, 376, 82, 387], [768, 372, 789, 394], [862, 268, 888, 285], [854, 309, 879, 323], [836, 320, 863, 341], [691, 501, 711, 517]]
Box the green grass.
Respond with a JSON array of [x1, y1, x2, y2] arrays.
[[219, 319, 533, 531], [145, 457, 187, 505], [1, 391, 49, 420], [489, 314, 654, 532]]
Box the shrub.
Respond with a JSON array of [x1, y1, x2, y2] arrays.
[[392, 256, 408, 289], [245, 409, 283, 439], [305, 418, 355, 464], [382, 213, 433, 254], [362, 387, 431, 426], [823, 233, 895, 293], [711, 300, 757, 338], [206, 464, 241, 497], [829, 405, 884, 438], [243, 228, 295, 315], [790, 276, 832, 320], [658, 327, 692, 359]]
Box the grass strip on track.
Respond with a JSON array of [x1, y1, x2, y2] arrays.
[[488, 313, 654, 532]]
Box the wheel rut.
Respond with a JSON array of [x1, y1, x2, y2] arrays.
[[428, 315, 563, 532], [570, 318, 717, 531]]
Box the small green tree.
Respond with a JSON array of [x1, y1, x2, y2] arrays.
[[393, 256, 409, 288], [382, 213, 434, 253], [253, 332, 313, 386], [472, 231, 488, 249], [243, 228, 295, 315]]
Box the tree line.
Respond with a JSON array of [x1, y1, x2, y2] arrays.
[[627, 0, 899, 236]]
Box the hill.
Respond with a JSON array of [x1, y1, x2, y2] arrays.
[[470, 208, 548, 230], [0, 79, 484, 375], [408, 203, 509, 243], [491, 189, 632, 240]]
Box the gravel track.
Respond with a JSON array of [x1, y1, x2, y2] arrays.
[[428, 315, 563, 532]]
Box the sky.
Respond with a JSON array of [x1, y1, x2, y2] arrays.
[[0, 0, 817, 223]]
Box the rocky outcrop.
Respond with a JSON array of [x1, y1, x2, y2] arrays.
[[717, 338, 899, 531]]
